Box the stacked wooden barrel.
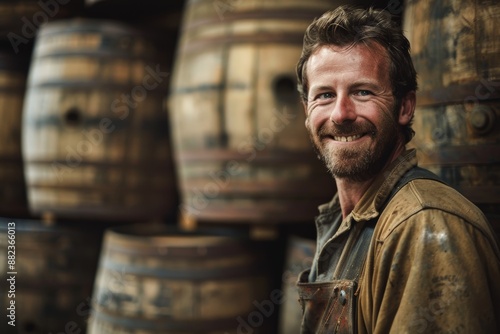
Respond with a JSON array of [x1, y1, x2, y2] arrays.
[[0, 1, 86, 217], [88, 223, 275, 334], [21, 19, 178, 221], [168, 0, 341, 226], [403, 0, 500, 236]]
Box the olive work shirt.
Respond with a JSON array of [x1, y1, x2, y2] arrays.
[[302, 149, 500, 333]]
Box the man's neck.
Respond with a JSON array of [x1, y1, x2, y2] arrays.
[[335, 178, 374, 219]]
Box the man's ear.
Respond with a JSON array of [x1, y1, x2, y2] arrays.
[[398, 91, 416, 126]]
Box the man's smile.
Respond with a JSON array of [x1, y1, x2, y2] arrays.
[[332, 134, 364, 142]]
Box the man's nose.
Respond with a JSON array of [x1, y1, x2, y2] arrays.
[[330, 95, 357, 124]]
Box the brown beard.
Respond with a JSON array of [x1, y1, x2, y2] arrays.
[[307, 107, 400, 182]]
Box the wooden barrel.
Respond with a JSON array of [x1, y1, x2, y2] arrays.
[[279, 236, 315, 334], [0, 218, 104, 334], [0, 52, 29, 217], [88, 223, 274, 334], [403, 1, 500, 234], [169, 0, 344, 224], [22, 19, 178, 221]]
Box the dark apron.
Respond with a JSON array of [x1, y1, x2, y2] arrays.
[[296, 166, 444, 334], [297, 275, 358, 334]]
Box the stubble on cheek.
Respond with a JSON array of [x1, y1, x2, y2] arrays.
[[305, 116, 326, 162]]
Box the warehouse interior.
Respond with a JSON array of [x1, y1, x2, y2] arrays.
[[0, 0, 499, 333]]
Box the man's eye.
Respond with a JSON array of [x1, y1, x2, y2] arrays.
[[318, 92, 334, 99], [355, 90, 372, 96]]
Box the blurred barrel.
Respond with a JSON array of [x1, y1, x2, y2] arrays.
[[21, 19, 178, 221], [88, 223, 273, 334], [169, 0, 342, 224], [403, 1, 500, 234], [0, 52, 29, 217], [279, 236, 315, 334], [0, 218, 104, 334]]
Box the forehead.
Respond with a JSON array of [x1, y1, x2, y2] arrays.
[[306, 43, 390, 87]]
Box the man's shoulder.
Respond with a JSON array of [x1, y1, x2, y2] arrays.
[[377, 178, 492, 240]]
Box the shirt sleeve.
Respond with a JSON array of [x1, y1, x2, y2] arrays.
[[361, 209, 500, 334]]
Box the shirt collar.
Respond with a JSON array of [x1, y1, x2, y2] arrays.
[[351, 149, 418, 222]]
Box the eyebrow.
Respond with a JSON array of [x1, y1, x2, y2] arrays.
[[308, 85, 332, 96], [350, 81, 381, 91], [308, 81, 381, 96]]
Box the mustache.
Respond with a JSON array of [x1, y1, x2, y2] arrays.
[[318, 122, 376, 138]]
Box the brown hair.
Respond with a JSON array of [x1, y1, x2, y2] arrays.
[[296, 5, 417, 143]]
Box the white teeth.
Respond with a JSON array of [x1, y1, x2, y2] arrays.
[[333, 134, 362, 142]]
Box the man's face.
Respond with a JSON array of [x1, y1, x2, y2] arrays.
[[304, 43, 403, 182]]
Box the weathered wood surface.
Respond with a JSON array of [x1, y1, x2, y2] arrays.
[[169, 0, 345, 224], [88, 223, 274, 333], [22, 19, 178, 221]]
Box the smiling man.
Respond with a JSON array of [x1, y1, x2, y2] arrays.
[[295, 5, 500, 334]]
